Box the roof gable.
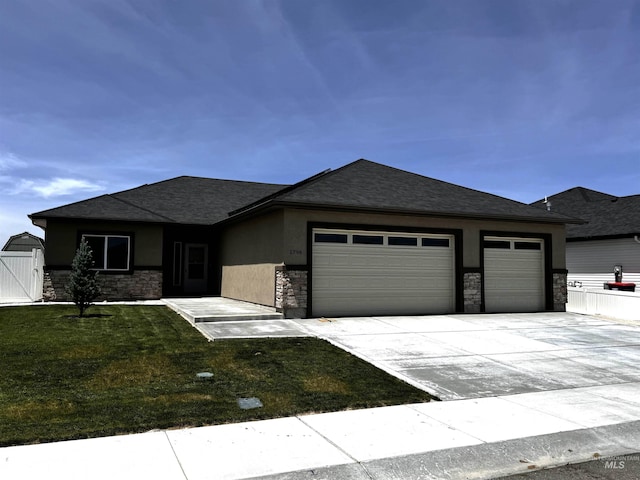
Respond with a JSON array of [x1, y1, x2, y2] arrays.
[[531, 187, 640, 239], [113, 177, 287, 224], [30, 176, 287, 225], [532, 187, 617, 207], [245, 159, 574, 223]]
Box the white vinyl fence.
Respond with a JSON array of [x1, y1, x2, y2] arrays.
[[567, 286, 640, 321], [0, 249, 44, 303]]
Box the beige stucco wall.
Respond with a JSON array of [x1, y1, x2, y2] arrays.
[[44, 221, 163, 267], [219, 210, 285, 306], [282, 208, 567, 269], [219, 210, 284, 265], [221, 263, 281, 306]]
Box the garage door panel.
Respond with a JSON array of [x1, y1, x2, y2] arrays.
[[312, 229, 455, 317], [484, 237, 544, 313], [315, 275, 449, 291], [318, 295, 453, 317]]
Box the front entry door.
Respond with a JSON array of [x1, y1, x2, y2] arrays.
[[184, 244, 208, 294]]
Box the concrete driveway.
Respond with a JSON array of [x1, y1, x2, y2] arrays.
[[290, 312, 640, 400], [292, 312, 640, 400], [198, 311, 640, 401]]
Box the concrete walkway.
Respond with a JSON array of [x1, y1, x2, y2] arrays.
[[163, 297, 284, 323], [3, 311, 640, 479]]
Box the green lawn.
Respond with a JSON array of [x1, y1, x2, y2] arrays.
[[0, 305, 434, 446]]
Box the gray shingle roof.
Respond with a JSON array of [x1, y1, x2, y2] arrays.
[[30, 177, 287, 225], [31, 160, 578, 227], [237, 159, 576, 223], [531, 187, 640, 239]]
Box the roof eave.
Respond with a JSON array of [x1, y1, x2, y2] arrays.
[[28, 214, 178, 226], [567, 232, 640, 242], [225, 200, 582, 225]]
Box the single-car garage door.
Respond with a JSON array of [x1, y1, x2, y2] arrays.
[[483, 236, 545, 313], [312, 228, 455, 317]]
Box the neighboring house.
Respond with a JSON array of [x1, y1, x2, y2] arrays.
[[531, 187, 640, 289], [2, 232, 45, 252], [29, 159, 577, 317]]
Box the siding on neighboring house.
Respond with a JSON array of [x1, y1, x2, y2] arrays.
[[567, 238, 640, 288]]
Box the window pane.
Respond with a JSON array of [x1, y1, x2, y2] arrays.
[[314, 233, 348, 243], [353, 234, 383, 245], [188, 246, 205, 264], [84, 236, 105, 269], [515, 241, 541, 250], [484, 240, 511, 249], [187, 246, 206, 280], [422, 238, 450, 247], [107, 237, 129, 270], [388, 236, 418, 246]]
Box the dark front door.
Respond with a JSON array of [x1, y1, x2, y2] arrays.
[[184, 244, 208, 294]]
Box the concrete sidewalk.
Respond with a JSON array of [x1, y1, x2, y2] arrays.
[[2, 385, 639, 480]]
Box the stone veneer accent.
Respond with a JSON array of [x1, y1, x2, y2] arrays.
[[463, 272, 482, 313], [553, 271, 568, 312], [43, 268, 162, 302], [42, 270, 57, 301], [275, 267, 308, 318]]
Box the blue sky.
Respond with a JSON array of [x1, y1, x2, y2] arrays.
[[1, 0, 639, 245]]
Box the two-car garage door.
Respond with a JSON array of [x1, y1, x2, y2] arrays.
[[312, 228, 455, 317]]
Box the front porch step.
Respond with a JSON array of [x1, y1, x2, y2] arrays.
[[163, 297, 284, 323]]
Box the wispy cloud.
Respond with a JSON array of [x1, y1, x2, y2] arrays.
[[0, 151, 26, 171], [15, 178, 105, 198]]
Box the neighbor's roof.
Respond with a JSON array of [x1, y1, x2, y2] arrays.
[[233, 159, 577, 224], [30, 177, 287, 225], [531, 187, 640, 239], [31, 160, 578, 227], [2, 231, 45, 251]]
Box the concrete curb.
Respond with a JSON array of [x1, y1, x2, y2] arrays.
[[249, 421, 640, 480]]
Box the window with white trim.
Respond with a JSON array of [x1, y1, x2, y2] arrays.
[[82, 234, 131, 271]]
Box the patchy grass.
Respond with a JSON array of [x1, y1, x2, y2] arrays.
[[0, 305, 434, 446]]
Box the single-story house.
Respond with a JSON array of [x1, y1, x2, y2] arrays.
[[531, 187, 640, 289], [2, 232, 45, 252], [30, 159, 577, 317]]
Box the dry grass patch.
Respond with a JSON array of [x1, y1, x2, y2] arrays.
[[61, 345, 108, 360], [303, 374, 351, 394], [87, 354, 177, 390], [6, 400, 76, 421], [207, 349, 263, 382], [144, 393, 215, 404]]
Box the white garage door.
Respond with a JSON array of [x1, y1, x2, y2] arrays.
[[484, 236, 545, 313], [312, 228, 455, 317]]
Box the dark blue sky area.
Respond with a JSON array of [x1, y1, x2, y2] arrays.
[[1, 0, 638, 241]]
